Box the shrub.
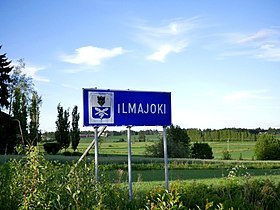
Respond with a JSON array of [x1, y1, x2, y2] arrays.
[[62, 151, 72, 156], [43, 142, 61, 154], [222, 150, 231, 160], [255, 134, 280, 160], [72, 151, 83, 156], [191, 142, 214, 159]]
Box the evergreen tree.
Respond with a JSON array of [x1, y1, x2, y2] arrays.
[[71, 105, 80, 151], [0, 46, 13, 110]]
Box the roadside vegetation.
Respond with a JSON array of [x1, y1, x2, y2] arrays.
[[1, 145, 280, 210]]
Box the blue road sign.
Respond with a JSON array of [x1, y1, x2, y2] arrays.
[[83, 89, 171, 126]]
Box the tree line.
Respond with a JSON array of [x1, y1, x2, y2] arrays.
[[185, 128, 280, 142], [0, 47, 42, 154], [0, 46, 81, 155]]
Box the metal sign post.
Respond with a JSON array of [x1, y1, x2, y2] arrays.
[[94, 126, 99, 182], [127, 126, 132, 201], [163, 126, 169, 191]]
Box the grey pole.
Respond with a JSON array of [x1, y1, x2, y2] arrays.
[[163, 126, 169, 191], [127, 126, 132, 201], [94, 126, 99, 182]]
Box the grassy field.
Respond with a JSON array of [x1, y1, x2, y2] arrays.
[[2, 134, 275, 185], [63, 134, 257, 160], [105, 168, 280, 183]]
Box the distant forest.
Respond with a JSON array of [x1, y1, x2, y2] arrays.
[[43, 127, 280, 142], [186, 128, 280, 142]]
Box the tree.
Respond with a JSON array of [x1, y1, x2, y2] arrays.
[[29, 92, 42, 145], [138, 130, 146, 142], [0, 46, 13, 110], [191, 142, 214, 159], [255, 134, 280, 160], [146, 125, 191, 158], [10, 60, 41, 145], [0, 55, 42, 152], [71, 105, 80, 151], [55, 103, 70, 150], [12, 87, 28, 141]]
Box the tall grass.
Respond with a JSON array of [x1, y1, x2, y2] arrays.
[[1, 146, 280, 209]]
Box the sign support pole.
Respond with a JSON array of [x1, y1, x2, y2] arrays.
[[127, 126, 132, 201], [163, 126, 169, 192], [94, 126, 99, 182]]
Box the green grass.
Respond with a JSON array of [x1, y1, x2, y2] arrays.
[[132, 174, 280, 194], [209, 141, 256, 160], [104, 168, 280, 182], [65, 137, 256, 160]]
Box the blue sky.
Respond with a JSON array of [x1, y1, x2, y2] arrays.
[[1, 0, 280, 131]]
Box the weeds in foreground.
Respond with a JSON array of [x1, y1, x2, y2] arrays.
[[1, 146, 280, 209]]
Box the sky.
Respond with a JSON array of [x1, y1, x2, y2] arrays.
[[1, 0, 280, 132]]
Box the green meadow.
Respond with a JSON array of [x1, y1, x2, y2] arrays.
[[61, 134, 257, 160]]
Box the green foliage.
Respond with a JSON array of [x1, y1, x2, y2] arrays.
[[191, 142, 214, 159], [186, 128, 259, 142], [222, 150, 232, 160], [255, 134, 280, 160], [138, 131, 146, 142], [55, 103, 70, 150], [70, 105, 80, 151], [145, 179, 280, 210], [145, 188, 184, 210], [227, 164, 250, 180], [0, 147, 137, 210], [0, 46, 13, 110], [1, 148, 280, 209], [9, 59, 42, 147], [43, 142, 61, 155], [29, 92, 42, 145], [146, 125, 191, 158]]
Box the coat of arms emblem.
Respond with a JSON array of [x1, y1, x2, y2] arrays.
[[88, 92, 114, 124]]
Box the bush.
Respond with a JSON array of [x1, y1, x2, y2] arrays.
[[255, 134, 280, 160], [146, 179, 280, 210], [62, 151, 72, 156], [43, 142, 61, 155], [191, 142, 214, 159], [222, 150, 232, 160]]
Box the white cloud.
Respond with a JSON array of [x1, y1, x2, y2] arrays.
[[61, 46, 125, 66], [147, 41, 188, 62], [23, 64, 49, 82], [237, 29, 274, 44], [136, 17, 197, 62], [222, 28, 280, 62], [258, 44, 280, 61], [138, 17, 198, 37]]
